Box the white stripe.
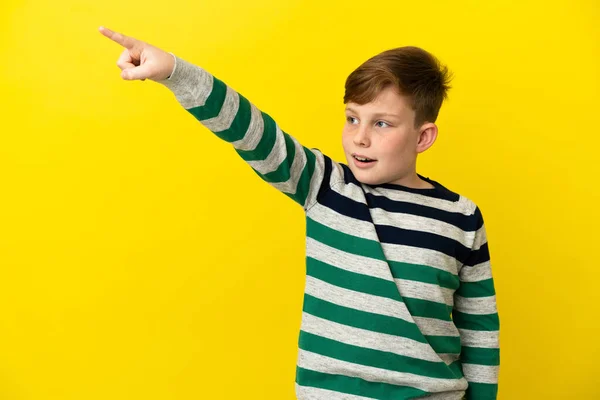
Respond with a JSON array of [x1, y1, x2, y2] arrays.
[[371, 208, 476, 248], [329, 180, 366, 203], [306, 238, 395, 281], [459, 261, 493, 282], [305, 276, 458, 338], [472, 225, 487, 250], [301, 312, 442, 362], [458, 329, 500, 348], [417, 391, 465, 400], [396, 279, 455, 307], [326, 160, 351, 195], [304, 276, 413, 323], [296, 383, 466, 400], [231, 103, 263, 151], [454, 295, 497, 315], [168, 60, 213, 109], [413, 317, 460, 337], [247, 124, 286, 174], [381, 243, 460, 276], [308, 203, 380, 241], [309, 201, 476, 250], [307, 194, 460, 307], [363, 185, 472, 214], [438, 353, 460, 365], [461, 364, 499, 384], [297, 349, 468, 393], [295, 384, 373, 400], [304, 150, 326, 209], [201, 86, 238, 132], [269, 137, 308, 194]]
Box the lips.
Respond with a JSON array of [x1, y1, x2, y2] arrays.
[[352, 153, 376, 162], [351, 153, 377, 169]]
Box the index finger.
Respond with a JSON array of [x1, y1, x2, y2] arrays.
[[98, 26, 138, 50]]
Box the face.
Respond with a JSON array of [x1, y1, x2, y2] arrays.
[[342, 86, 437, 186]]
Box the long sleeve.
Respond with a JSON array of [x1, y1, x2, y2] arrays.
[[157, 55, 325, 209], [453, 207, 500, 399]]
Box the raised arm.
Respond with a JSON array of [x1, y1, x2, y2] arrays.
[[99, 26, 325, 209]]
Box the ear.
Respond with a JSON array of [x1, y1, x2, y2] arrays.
[[416, 122, 438, 153]]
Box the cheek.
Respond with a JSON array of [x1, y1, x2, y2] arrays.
[[341, 130, 352, 149], [380, 135, 412, 157]]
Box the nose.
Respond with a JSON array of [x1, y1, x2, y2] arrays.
[[353, 125, 371, 147]]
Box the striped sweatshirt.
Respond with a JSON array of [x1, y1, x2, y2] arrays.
[[158, 55, 500, 400]]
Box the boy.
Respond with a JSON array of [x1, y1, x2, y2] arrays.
[[99, 26, 500, 400]]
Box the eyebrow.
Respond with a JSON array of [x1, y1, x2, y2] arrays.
[[345, 107, 402, 119]]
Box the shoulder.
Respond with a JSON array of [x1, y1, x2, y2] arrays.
[[428, 178, 484, 224]]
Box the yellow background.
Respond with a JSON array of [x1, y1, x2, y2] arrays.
[[1, 0, 598, 398]]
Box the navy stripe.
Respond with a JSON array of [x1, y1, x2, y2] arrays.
[[340, 163, 460, 202], [366, 193, 478, 232], [316, 176, 480, 234], [316, 154, 334, 201], [376, 224, 471, 263], [463, 242, 490, 267], [316, 187, 473, 263], [340, 162, 362, 186], [318, 161, 481, 233], [473, 207, 484, 230], [322, 185, 373, 222]]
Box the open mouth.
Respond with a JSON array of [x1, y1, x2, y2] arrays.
[[353, 155, 376, 163]]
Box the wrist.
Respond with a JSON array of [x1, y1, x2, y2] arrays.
[[166, 52, 176, 80]]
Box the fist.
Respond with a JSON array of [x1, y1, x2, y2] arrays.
[[99, 26, 175, 81]]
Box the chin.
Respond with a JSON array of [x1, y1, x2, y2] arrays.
[[349, 168, 386, 185], [356, 176, 387, 185]]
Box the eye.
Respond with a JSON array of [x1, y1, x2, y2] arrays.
[[376, 121, 390, 128], [346, 116, 358, 124]]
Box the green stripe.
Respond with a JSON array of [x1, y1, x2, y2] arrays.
[[389, 260, 459, 290], [299, 331, 462, 379], [188, 76, 227, 121], [307, 257, 451, 320], [256, 132, 296, 183], [307, 217, 386, 260], [461, 346, 500, 366], [303, 294, 426, 344], [466, 382, 498, 399], [425, 335, 461, 355], [296, 367, 428, 400], [307, 257, 400, 300], [403, 297, 452, 321], [456, 278, 496, 298], [305, 259, 460, 355], [236, 112, 277, 161], [214, 99, 316, 206], [290, 147, 316, 206], [452, 310, 499, 332], [214, 93, 252, 142]]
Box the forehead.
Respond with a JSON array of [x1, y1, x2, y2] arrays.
[[345, 86, 413, 118]]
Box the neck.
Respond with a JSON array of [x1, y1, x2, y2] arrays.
[[390, 172, 434, 189]]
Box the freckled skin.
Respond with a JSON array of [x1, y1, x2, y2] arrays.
[[342, 87, 439, 189]]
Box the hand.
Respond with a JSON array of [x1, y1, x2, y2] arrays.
[[98, 26, 175, 81]]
